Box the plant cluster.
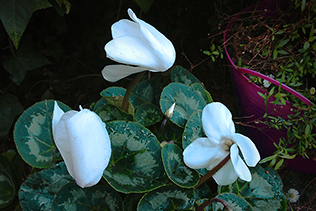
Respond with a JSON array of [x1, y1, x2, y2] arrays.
[[226, 0, 316, 167], [0, 1, 290, 209]]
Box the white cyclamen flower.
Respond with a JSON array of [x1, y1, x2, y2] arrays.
[[287, 188, 300, 203], [101, 8, 176, 82], [52, 101, 111, 188], [183, 102, 260, 185]]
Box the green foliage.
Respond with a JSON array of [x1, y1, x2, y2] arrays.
[[51, 183, 123, 211], [161, 143, 199, 188], [103, 121, 167, 194], [134, 0, 154, 13], [0, 0, 52, 48], [160, 83, 206, 128], [216, 165, 287, 211], [19, 162, 74, 211], [14, 100, 70, 168], [137, 185, 195, 211], [0, 94, 24, 137], [0, 60, 288, 210], [227, 0, 316, 164]]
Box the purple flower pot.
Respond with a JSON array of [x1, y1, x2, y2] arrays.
[[224, 0, 316, 173]]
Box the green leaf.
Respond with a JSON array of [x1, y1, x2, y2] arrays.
[[171, 65, 201, 86], [182, 110, 204, 149], [51, 183, 123, 211], [219, 165, 287, 210], [303, 41, 310, 50], [3, 40, 51, 85], [0, 93, 24, 137], [137, 185, 195, 211], [0, 154, 19, 192], [134, 0, 154, 13], [161, 144, 199, 188], [190, 83, 213, 103], [273, 49, 278, 59], [0, 0, 52, 48], [301, 0, 306, 11], [277, 50, 288, 55], [277, 39, 289, 48], [160, 83, 206, 128], [182, 111, 208, 176], [19, 162, 74, 211], [305, 124, 311, 137], [135, 103, 163, 126], [56, 0, 71, 14], [102, 95, 135, 116], [103, 121, 167, 193], [123, 193, 143, 211], [100, 86, 145, 110], [0, 169, 15, 209], [14, 100, 71, 168], [133, 78, 163, 105], [213, 193, 253, 211], [95, 104, 134, 123], [274, 159, 284, 170]]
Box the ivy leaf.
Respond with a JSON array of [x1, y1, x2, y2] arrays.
[[0, 0, 52, 48]]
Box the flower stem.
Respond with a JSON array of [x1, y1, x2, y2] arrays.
[[121, 71, 146, 112], [197, 197, 232, 211], [194, 153, 230, 188]]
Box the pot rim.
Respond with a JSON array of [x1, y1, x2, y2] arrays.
[[223, 0, 311, 106]]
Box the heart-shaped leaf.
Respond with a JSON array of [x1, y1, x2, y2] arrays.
[[103, 121, 167, 193], [162, 143, 199, 188], [95, 104, 134, 123], [14, 100, 70, 168], [19, 162, 74, 211], [135, 103, 163, 126], [51, 183, 123, 211], [171, 65, 201, 85], [137, 185, 195, 211], [0, 169, 15, 209], [160, 83, 206, 128]]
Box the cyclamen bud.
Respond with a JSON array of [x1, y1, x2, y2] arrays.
[[52, 101, 111, 188]]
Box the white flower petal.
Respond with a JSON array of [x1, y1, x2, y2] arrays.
[[202, 102, 235, 142], [230, 144, 252, 182], [212, 160, 239, 185], [101, 64, 147, 82], [111, 19, 140, 39], [52, 101, 64, 135], [54, 110, 78, 153], [183, 138, 228, 169], [65, 109, 111, 188], [127, 9, 175, 67], [105, 36, 166, 70], [233, 133, 260, 167]]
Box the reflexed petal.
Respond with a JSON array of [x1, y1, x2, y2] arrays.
[[111, 19, 140, 39], [105, 36, 166, 70], [52, 101, 64, 134], [127, 9, 176, 67], [53, 110, 78, 179], [202, 102, 235, 142], [233, 133, 260, 167], [65, 109, 111, 188], [183, 138, 228, 169], [54, 110, 78, 152], [230, 144, 251, 182], [212, 160, 238, 185], [101, 65, 147, 82]]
